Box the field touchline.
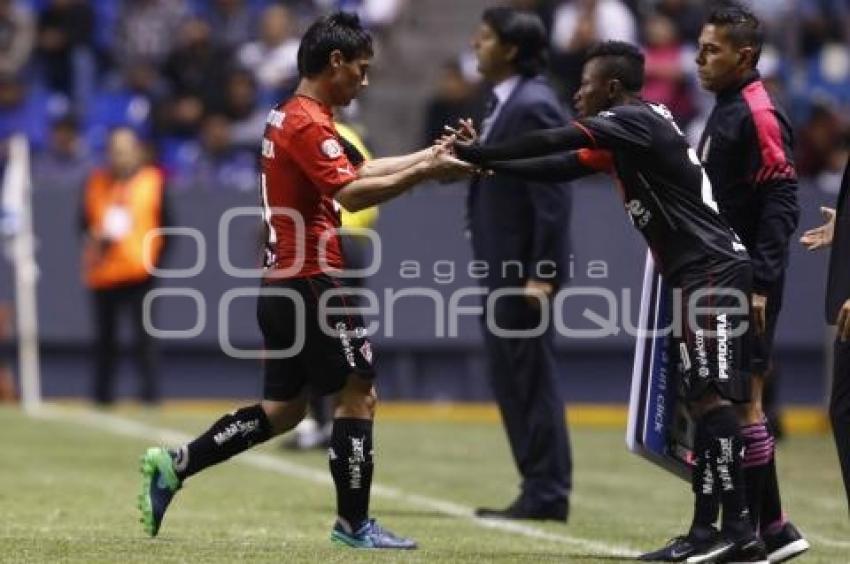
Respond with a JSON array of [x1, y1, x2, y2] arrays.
[[32, 404, 638, 558]]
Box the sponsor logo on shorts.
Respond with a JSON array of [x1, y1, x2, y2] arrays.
[[716, 313, 729, 380], [679, 342, 691, 371], [359, 341, 373, 365], [694, 329, 710, 378], [336, 321, 357, 368]]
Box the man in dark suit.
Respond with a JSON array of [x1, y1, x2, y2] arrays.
[[465, 6, 572, 521], [801, 159, 850, 514]]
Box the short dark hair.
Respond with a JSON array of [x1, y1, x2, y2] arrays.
[[707, 2, 764, 66], [482, 7, 548, 77], [585, 41, 645, 92], [297, 12, 373, 78]]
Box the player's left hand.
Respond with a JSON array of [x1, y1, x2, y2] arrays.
[[837, 299, 850, 342], [524, 278, 554, 309], [751, 293, 767, 336]]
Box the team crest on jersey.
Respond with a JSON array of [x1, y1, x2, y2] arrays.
[[321, 138, 343, 159]]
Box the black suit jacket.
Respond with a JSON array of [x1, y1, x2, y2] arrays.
[[827, 159, 850, 322], [467, 75, 571, 290]]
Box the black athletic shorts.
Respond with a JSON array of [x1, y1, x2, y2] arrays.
[[671, 261, 753, 404], [257, 274, 375, 401], [750, 274, 784, 376]]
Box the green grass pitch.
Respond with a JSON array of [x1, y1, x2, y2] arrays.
[[0, 404, 847, 563]]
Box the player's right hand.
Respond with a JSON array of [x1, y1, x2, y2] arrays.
[[800, 206, 836, 251]]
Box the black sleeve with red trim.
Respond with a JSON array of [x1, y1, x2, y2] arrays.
[[742, 110, 801, 293], [487, 148, 614, 182]]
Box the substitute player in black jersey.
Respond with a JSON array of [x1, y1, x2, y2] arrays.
[[696, 5, 808, 562], [452, 42, 768, 563]]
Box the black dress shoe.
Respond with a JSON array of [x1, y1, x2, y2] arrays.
[[474, 497, 568, 522]]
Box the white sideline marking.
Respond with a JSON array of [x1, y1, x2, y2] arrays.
[[33, 404, 639, 558]]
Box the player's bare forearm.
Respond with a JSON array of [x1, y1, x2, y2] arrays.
[[335, 161, 430, 212], [357, 149, 432, 178]]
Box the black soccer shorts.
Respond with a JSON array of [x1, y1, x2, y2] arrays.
[[256, 274, 375, 401], [671, 261, 753, 404]]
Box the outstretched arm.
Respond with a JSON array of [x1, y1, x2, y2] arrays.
[[454, 124, 593, 165], [486, 152, 599, 182]]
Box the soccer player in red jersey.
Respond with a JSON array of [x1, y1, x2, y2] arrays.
[[138, 12, 471, 549]]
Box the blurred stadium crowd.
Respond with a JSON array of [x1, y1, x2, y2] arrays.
[[0, 0, 406, 193], [1, 0, 850, 193]]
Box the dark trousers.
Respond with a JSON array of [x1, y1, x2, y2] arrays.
[[831, 338, 850, 514], [92, 279, 159, 405], [482, 295, 572, 506]]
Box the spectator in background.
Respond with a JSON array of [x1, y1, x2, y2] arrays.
[[0, 73, 50, 150], [797, 103, 849, 190], [641, 12, 697, 126], [113, 0, 188, 69], [219, 69, 266, 150], [794, 44, 850, 124], [798, 0, 850, 58], [0, 0, 34, 77], [35, 0, 95, 99], [203, 0, 256, 51], [171, 114, 256, 193], [80, 127, 168, 406], [654, 0, 705, 44], [509, 0, 556, 34], [237, 4, 300, 98], [550, 0, 637, 50], [550, 0, 637, 101], [85, 61, 165, 152], [32, 116, 92, 192], [163, 18, 232, 114], [422, 60, 482, 147]]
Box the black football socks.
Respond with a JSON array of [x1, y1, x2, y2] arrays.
[[690, 417, 720, 536], [329, 418, 374, 532], [701, 406, 752, 540], [170, 404, 273, 480]]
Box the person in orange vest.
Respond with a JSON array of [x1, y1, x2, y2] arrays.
[[81, 127, 168, 406]]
